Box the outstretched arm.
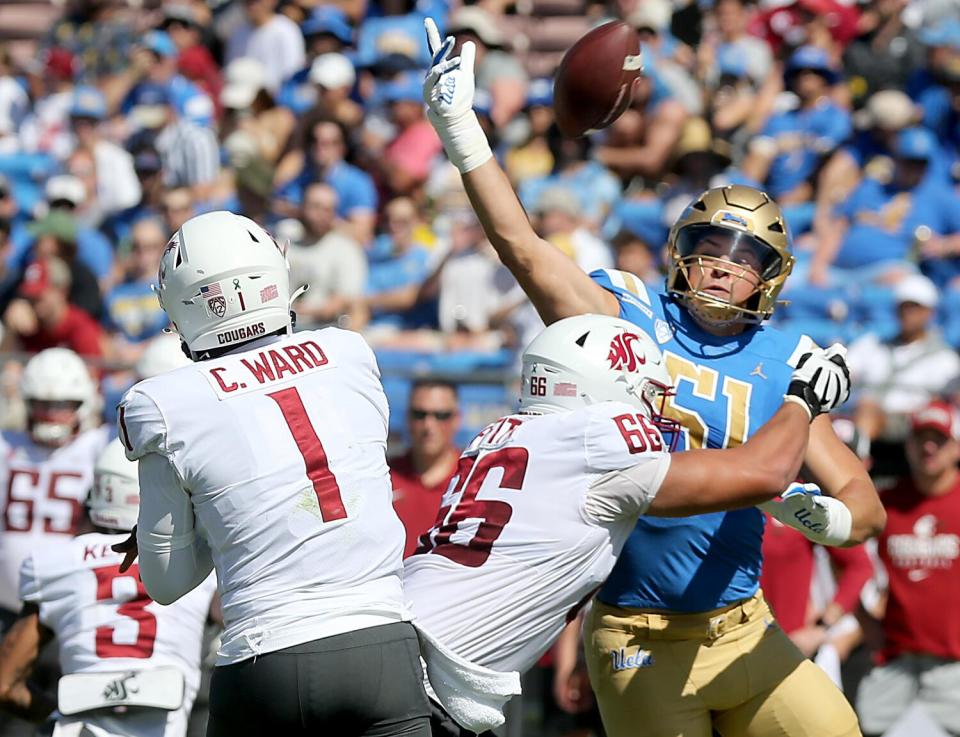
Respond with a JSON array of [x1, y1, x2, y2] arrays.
[[650, 402, 810, 516], [588, 348, 852, 520], [423, 18, 617, 325]]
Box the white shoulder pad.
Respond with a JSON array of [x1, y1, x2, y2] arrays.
[[118, 387, 168, 461]]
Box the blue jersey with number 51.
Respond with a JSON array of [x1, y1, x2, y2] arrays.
[[591, 269, 813, 612]]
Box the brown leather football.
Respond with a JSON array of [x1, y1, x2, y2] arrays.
[[552, 21, 644, 138]]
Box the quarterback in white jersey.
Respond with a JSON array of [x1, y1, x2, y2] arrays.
[[0, 348, 108, 615], [404, 315, 852, 701], [115, 212, 431, 737], [0, 440, 215, 737]]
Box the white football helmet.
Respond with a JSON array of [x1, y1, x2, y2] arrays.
[[88, 439, 139, 532], [157, 211, 293, 359], [135, 333, 192, 379], [519, 314, 678, 442], [20, 348, 100, 446]]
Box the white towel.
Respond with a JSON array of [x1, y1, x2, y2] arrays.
[[414, 624, 522, 734]]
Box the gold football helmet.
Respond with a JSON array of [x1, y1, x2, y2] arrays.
[[666, 185, 794, 326]]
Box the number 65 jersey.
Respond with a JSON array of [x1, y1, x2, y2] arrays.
[[0, 427, 109, 613], [403, 402, 672, 674], [118, 329, 407, 665]]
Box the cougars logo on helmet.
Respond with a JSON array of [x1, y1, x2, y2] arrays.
[[607, 332, 646, 372]]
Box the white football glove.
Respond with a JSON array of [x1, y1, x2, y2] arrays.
[[783, 344, 851, 422], [760, 482, 853, 547], [423, 17, 493, 173]]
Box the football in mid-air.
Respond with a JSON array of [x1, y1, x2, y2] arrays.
[[552, 21, 644, 138]]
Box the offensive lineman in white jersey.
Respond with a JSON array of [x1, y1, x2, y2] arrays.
[[0, 439, 216, 737], [404, 314, 852, 734], [114, 211, 432, 737], [0, 348, 108, 620]]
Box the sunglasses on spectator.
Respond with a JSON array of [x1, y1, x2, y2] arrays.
[[409, 408, 455, 421]]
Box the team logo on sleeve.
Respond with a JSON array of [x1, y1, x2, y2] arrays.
[[607, 332, 646, 372]]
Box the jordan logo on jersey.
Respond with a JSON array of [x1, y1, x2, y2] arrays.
[[610, 647, 654, 671], [103, 672, 139, 702]]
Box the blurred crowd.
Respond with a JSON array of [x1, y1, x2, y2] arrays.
[[0, 0, 960, 734]]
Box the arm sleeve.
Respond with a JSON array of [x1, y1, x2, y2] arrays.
[[585, 454, 672, 523], [136, 453, 214, 605], [826, 544, 874, 614], [582, 404, 673, 522]]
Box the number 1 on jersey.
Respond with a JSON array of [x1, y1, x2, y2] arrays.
[[268, 387, 348, 522]]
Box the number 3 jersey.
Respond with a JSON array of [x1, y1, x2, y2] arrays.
[[19, 533, 215, 737], [0, 427, 110, 612], [403, 402, 672, 674], [118, 329, 408, 665]]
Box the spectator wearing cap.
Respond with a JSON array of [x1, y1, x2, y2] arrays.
[[274, 118, 377, 245], [377, 73, 442, 196], [103, 218, 170, 359], [811, 127, 960, 285], [278, 34, 359, 118], [67, 86, 142, 220], [844, 0, 925, 103], [362, 196, 434, 331], [25, 208, 101, 319], [287, 181, 366, 328], [162, 4, 224, 120], [301, 6, 354, 57], [856, 400, 960, 736], [846, 274, 960, 460], [105, 30, 212, 127], [447, 6, 528, 127], [220, 57, 295, 166], [225, 0, 305, 96], [7, 176, 113, 290], [504, 79, 555, 186], [128, 82, 220, 201], [0, 256, 102, 358], [742, 46, 852, 205]]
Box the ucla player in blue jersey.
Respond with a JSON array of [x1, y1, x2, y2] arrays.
[[420, 23, 885, 737]]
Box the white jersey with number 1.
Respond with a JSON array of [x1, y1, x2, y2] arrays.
[[118, 328, 407, 665], [0, 427, 110, 613], [404, 402, 672, 674], [20, 532, 216, 737]]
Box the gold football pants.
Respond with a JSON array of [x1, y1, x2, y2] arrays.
[[584, 592, 861, 737]]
